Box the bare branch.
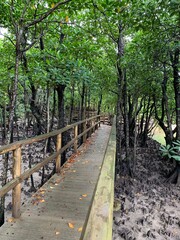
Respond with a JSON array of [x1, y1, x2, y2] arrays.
[[92, 1, 117, 43], [21, 31, 45, 52], [25, 0, 73, 28], [4, 35, 16, 47], [20, 0, 31, 21]]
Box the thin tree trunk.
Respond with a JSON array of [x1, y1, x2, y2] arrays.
[[132, 101, 138, 177], [56, 84, 66, 165], [0, 37, 21, 226], [171, 48, 180, 140], [97, 93, 102, 115], [41, 85, 50, 186], [69, 82, 75, 124], [123, 70, 130, 174]]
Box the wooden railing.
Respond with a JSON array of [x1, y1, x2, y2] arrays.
[[81, 117, 116, 240], [0, 115, 101, 218]]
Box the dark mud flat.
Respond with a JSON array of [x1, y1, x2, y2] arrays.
[[113, 140, 180, 240]]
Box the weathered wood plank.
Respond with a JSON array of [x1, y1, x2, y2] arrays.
[[81, 118, 116, 240], [12, 147, 21, 218], [56, 133, 62, 173], [0, 121, 101, 198], [0, 124, 112, 240]]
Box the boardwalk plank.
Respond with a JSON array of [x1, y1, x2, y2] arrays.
[[0, 125, 111, 240]]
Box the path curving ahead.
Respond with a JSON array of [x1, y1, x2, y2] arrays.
[[0, 124, 111, 240]]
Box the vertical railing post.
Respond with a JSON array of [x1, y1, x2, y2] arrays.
[[92, 119, 95, 133], [90, 119, 92, 136], [98, 115, 101, 127], [83, 120, 86, 143], [56, 133, 62, 173], [12, 147, 21, 218], [74, 125, 78, 153], [95, 116, 98, 130]]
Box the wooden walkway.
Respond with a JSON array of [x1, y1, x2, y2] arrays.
[[0, 124, 112, 240]]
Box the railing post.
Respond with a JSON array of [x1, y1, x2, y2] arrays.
[[74, 125, 78, 153], [98, 116, 101, 127], [12, 147, 21, 218], [95, 116, 98, 130], [92, 119, 95, 133], [83, 121, 86, 143], [56, 134, 62, 173], [89, 119, 92, 136]]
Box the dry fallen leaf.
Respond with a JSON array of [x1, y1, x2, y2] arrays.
[[39, 199, 45, 203], [82, 194, 87, 198], [78, 227, 83, 232], [55, 178, 62, 184], [7, 217, 15, 223], [68, 222, 75, 229], [55, 231, 60, 235]]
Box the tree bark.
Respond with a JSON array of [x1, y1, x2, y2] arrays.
[[116, 21, 130, 176], [171, 48, 180, 140], [97, 93, 102, 115], [69, 81, 75, 123], [56, 84, 66, 165]]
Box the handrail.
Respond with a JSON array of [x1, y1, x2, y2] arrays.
[[81, 117, 116, 240], [0, 115, 101, 218], [0, 115, 100, 155]]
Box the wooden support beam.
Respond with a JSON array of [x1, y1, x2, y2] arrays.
[[83, 121, 87, 143], [12, 147, 21, 218], [74, 125, 78, 153], [56, 133, 62, 173]]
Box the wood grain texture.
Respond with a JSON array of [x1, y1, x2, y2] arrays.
[[81, 118, 116, 240], [0, 124, 112, 240], [0, 119, 101, 199]]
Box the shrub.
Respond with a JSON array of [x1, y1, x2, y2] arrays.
[[159, 140, 180, 162]]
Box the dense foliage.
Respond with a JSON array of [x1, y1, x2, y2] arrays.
[[0, 0, 179, 177]]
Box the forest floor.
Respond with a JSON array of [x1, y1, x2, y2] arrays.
[[113, 139, 180, 240]]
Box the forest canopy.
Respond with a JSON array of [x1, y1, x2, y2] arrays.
[[0, 0, 179, 168]]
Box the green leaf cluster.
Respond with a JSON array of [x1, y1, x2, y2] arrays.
[[160, 140, 180, 162]]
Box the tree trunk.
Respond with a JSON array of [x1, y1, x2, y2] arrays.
[[171, 48, 180, 140], [153, 62, 174, 145], [0, 31, 21, 226], [41, 85, 50, 186], [116, 23, 123, 174], [97, 93, 102, 115], [123, 70, 130, 174], [166, 162, 180, 185], [56, 84, 66, 165], [80, 81, 86, 144], [132, 101, 138, 177], [69, 81, 75, 123], [30, 84, 43, 135]]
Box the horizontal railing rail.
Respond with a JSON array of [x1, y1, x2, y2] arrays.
[[0, 115, 101, 218]]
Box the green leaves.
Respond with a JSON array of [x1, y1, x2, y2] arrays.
[[159, 140, 180, 162]]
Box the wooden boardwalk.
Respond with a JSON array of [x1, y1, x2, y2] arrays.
[[0, 124, 112, 240]]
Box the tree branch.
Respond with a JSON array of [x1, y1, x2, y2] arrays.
[[25, 0, 73, 28]]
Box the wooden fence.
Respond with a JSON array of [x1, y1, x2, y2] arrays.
[[0, 115, 101, 218]]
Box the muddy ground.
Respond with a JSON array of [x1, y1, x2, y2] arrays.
[[113, 139, 180, 240]]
